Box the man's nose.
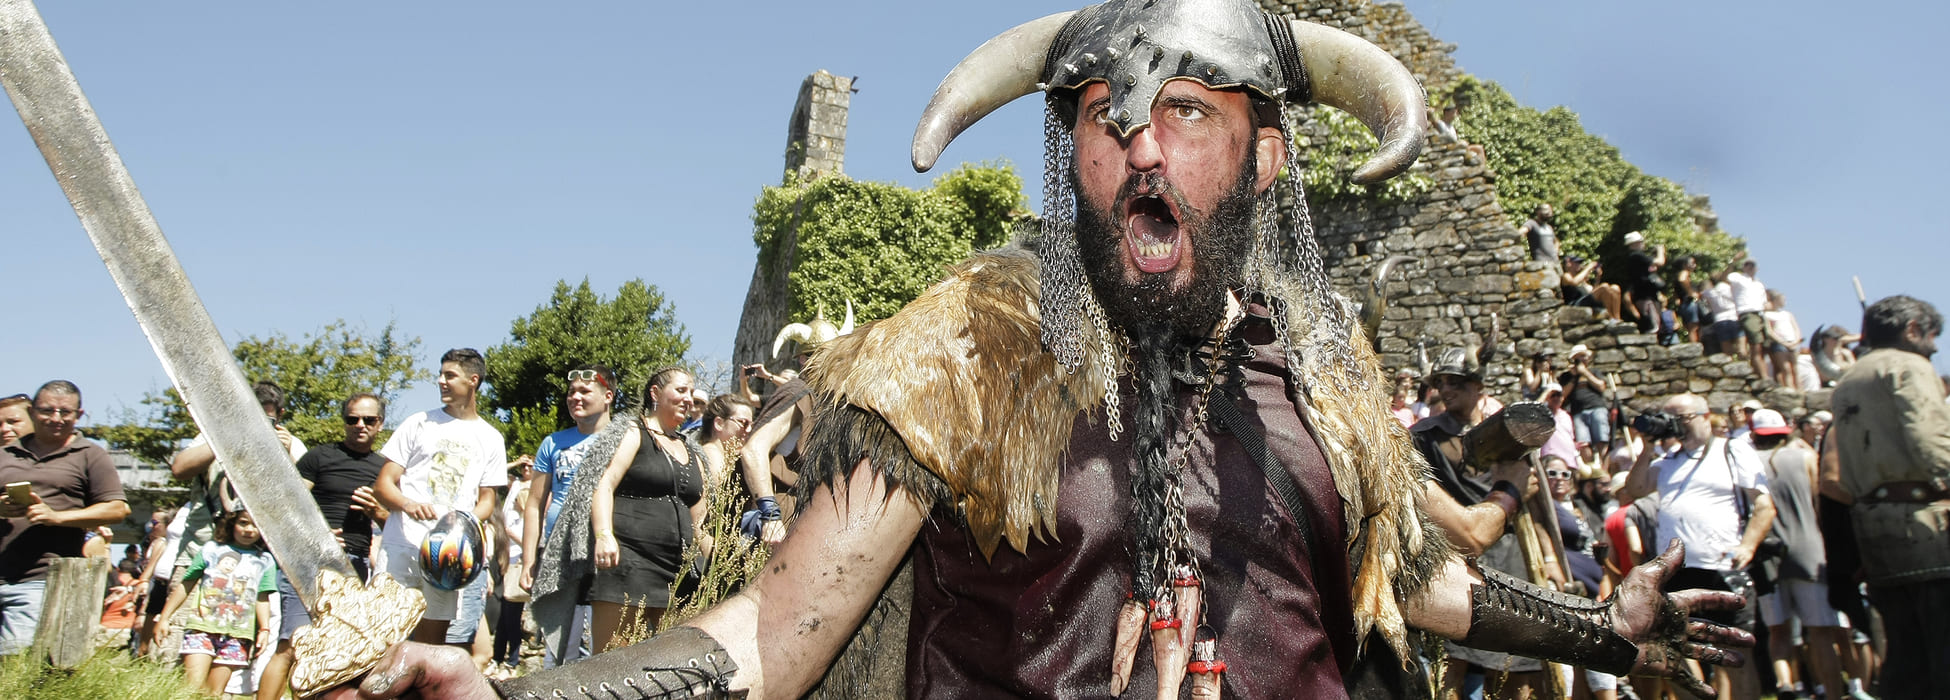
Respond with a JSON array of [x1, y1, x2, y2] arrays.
[[1124, 125, 1164, 173]]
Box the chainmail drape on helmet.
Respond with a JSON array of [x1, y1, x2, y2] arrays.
[[1033, 102, 1371, 607]]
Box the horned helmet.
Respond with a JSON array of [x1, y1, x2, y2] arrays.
[[771, 300, 856, 359]]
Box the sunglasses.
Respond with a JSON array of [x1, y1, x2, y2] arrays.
[[342, 415, 382, 426], [566, 369, 611, 389], [1546, 470, 1575, 480]]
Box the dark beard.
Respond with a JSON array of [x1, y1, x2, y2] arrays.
[[1073, 158, 1260, 342], [1070, 155, 1260, 600]]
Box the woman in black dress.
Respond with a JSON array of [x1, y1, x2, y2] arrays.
[[589, 366, 703, 652]]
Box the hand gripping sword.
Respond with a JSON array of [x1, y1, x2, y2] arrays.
[[0, 2, 418, 694]]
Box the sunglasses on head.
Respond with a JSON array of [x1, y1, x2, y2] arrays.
[[342, 415, 382, 426], [566, 369, 610, 389]]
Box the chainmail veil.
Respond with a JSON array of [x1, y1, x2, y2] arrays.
[[1038, 97, 1127, 439], [1243, 109, 1371, 398]]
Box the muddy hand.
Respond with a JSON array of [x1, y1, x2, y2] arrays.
[[1109, 599, 1146, 695], [314, 642, 497, 699], [1613, 540, 1755, 698]]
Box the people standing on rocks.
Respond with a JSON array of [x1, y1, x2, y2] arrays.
[[1673, 255, 1703, 343], [1521, 348, 1557, 400], [1520, 203, 1560, 265], [1620, 231, 1669, 339], [1390, 368, 1420, 428], [1763, 289, 1804, 388], [1727, 256, 1771, 381], [1703, 267, 1741, 357]]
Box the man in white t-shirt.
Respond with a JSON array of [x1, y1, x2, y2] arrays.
[[1618, 392, 1774, 699], [374, 348, 508, 645], [1726, 257, 1771, 380]]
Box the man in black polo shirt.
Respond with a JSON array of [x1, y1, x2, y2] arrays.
[[255, 392, 391, 699], [0, 380, 129, 654]]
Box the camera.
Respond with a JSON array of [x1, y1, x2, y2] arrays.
[[1631, 410, 1685, 440]]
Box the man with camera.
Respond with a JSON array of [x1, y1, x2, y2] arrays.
[[1617, 393, 1774, 699]]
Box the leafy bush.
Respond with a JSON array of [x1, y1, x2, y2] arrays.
[[752, 162, 1028, 325]]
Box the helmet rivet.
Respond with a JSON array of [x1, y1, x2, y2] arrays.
[[1153, 47, 1164, 60], [1182, 50, 1195, 62], [1084, 52, 1098, 66], [1107, 47, 1122, 61], [1124, 73, 1136, 87], [1134, 24, 1146, 39], [1118, 111, 1131, 124], [1206, 65, 1219, 77]]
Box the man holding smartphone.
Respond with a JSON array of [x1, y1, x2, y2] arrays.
[[0, 380, 129, 654]]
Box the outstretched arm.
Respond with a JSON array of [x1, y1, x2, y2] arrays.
[[335, 457, 927, 700], [1405, 541, 1751, 698]]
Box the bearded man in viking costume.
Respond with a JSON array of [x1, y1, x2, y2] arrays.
[[339, 1, 1750, 698]]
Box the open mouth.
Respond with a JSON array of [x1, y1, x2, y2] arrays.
[[1124, 195, 1183, 275]]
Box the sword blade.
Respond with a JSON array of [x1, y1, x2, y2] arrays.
[[0, 0, 353, 607]]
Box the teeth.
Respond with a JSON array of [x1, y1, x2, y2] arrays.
[[1139, 242, 1171, 258]]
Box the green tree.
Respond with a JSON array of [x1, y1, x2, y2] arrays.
[[483, 279, 690, 454], [754, 162, 1028, 326], [84, 320, 430, 463]]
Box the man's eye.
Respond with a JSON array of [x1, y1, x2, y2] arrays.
[[1171, 105, 1205, 120]]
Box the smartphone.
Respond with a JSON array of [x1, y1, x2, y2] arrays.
[[5, 482, 31, 504]]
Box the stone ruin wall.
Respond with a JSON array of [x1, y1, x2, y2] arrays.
[[731, 71, 854, 372], [1261, 0, 1804, 415]]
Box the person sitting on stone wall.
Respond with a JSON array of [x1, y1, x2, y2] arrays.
[[1560, 344, 1612, 464], [1561, 255, 1623, 322]]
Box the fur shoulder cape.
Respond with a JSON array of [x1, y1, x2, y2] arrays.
[[804, 248, 1446, 658]]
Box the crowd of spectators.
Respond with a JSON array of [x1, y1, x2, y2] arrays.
[[0, 350, 777, 697], [1393, 293, 1945, 699]]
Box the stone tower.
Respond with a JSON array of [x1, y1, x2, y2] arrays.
[[731, 71, 854, 371]]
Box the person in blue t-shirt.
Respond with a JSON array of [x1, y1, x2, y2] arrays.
[[520, 363, 616, 667]]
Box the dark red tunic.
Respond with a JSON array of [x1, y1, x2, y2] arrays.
[[904, 313, 1356, 698]]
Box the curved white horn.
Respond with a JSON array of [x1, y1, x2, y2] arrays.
[[772, 323, 813, 359], [911, 11, 1075, 172], [1288, 20, 1429, 184], [839, 300, 855, 336]]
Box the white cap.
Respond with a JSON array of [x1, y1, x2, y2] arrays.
[[1567, 343, 1592, 361], [1751, 408, 1792, 436], [1740, 399, 1763, 411], [1623, 231, 1645, 245]]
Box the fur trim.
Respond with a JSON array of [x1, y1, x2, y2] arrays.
[[1278, 293, 1454, 662], [806, 249, 1448, 658], [805, 249, 1106, 559]]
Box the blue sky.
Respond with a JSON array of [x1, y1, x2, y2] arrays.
[[3, 1, 1939, 427]]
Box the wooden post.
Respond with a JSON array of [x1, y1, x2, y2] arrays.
[[31, 556, 109, 669]]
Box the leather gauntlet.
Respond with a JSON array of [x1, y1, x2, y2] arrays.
[[1460, 567, 1638, 676], [492, 627, 744, 699]]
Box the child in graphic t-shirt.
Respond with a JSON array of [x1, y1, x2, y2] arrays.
[[159, 509, 277, 695]]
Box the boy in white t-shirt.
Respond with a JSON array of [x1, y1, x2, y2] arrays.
[[374, 348, 508, 644]]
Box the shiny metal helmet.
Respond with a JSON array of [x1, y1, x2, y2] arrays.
[[418, 510, 487, 592], [911, 0, 1427, 184], [772, 300, 857, 358]]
